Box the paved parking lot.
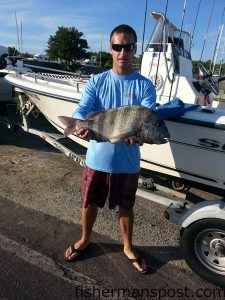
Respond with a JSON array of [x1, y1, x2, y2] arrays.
[[0, 121, 224, 299]]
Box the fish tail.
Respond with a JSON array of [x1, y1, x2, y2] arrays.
[[58, 116, 87, 137], [63, 125, 76, 137]]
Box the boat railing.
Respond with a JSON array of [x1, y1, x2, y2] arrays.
[[15, 71, 88, 93], [38, 72, 91, 81], [68, 79, 87, 92]]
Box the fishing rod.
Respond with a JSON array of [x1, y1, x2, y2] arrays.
[[15, 11, 21, 54], [154, 0, 169, 89], [177, 0, 187, 47], [141, 0, 148, 58], [211, 24, 224, 74], [191, 0, 202, 49], [218, 37, 225, 77], [168, 0, 187, 102], [210, 6, 225, 72], [199, 0, 215, 62], [21, 21, 23, 55]]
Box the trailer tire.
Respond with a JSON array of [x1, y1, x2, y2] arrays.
[[180, 218, 225, 288], [171, 180, 191, 192]]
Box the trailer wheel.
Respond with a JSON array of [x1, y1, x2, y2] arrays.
[[171, 180, 191, 192], [180, 218, 225, 288]]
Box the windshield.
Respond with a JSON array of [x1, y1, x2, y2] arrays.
[[147, 12, 191, 52]]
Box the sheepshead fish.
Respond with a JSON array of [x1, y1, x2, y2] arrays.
[[58, 105, 170, 144]]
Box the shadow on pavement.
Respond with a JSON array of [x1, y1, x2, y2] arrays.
[[0, 195, 185, 293], [0, 114, 87, 157]]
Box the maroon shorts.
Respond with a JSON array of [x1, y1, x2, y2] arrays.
[[82, 166, 139, 209]]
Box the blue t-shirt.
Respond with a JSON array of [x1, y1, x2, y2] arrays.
[[73, 69, 156, 173]]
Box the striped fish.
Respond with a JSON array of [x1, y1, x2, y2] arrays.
[[58, 105, 170, 144]]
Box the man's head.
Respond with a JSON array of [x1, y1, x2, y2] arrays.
[[110, 24, 137, 75], [110, 24, 137, 44]]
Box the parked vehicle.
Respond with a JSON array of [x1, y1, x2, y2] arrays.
[[0, 46, 14, 114]]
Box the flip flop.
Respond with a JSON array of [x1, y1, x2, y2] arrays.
[[64, 244, 87, 262], [125, 254, 148, 274]]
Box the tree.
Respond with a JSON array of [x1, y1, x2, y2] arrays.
[[133, 55, 142, 66], [8, 47, 19, 56], [192, 60, 210, 75], [96, 51, 112, 68], [84, 51, 112, 69], [46, 26, 89, 68]]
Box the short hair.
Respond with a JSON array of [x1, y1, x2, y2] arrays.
[[110, 24, 137, 43]]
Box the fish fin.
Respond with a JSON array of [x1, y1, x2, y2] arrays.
[[58, 116, 76, 126]]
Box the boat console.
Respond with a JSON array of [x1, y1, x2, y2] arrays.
[[141, 12, 206, 106]]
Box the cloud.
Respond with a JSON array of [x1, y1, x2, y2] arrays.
[[0, 0, 35, 10], [0, 0, 129, 54]]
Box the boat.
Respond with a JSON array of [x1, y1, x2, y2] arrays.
[[3, 11, 225, 193], [8, 55, 80, 77], [0, 45, 33, 115], [21, 53, 74, 75], [79, 57, 100, 74], [1, 48, 83, 78], [141, 12, 224, 107], [0, 45, 86, 115], [0, 46, 14, 110]]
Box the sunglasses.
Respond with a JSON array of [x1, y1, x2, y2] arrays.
[[111, 43, 135, 52]]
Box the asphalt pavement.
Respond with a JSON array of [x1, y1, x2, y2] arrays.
[[1, 194, 224, 300]]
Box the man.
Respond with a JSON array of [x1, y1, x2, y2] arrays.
[[65, 24, 156, 274]]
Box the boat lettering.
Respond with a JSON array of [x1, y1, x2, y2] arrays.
[[198, 138, 224, 150]]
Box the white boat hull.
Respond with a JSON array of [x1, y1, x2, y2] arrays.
[[5, 72, 225, 191], [140, 118, 225, 189]]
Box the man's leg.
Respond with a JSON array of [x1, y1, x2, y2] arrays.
[[80, 204, 98, 244], [65, 204, 98, 260], [119, 206, 147, 273]]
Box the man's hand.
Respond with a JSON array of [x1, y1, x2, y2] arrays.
[[76, 128, 90, 141], [124, 136, 143, 146]]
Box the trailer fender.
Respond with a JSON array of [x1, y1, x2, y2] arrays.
[[180, 200, 225, 229]]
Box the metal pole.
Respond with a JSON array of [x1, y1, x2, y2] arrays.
[[178, 0, 187, 47], [21, 20, 23, 55], [211, 24, 224, 74], [191, 0, 202, 47], [218, 38, 225, 76], [210, 6, 225, 71], [99, 33, 103, 68], [154, 0, 169, 86], [15, 11, 21, 54], [199, 0, 215, 62], [141, 0, 148, 57]]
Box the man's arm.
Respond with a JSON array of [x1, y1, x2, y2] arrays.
[[72, 78, 96, 140], [72, 77, 96, 120], [141, 80, 156, 110]]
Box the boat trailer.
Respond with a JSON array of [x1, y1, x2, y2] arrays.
[[1, 90, 225, 289]]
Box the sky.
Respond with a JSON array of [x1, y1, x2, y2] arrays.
[[0, 0, 224, 62]]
